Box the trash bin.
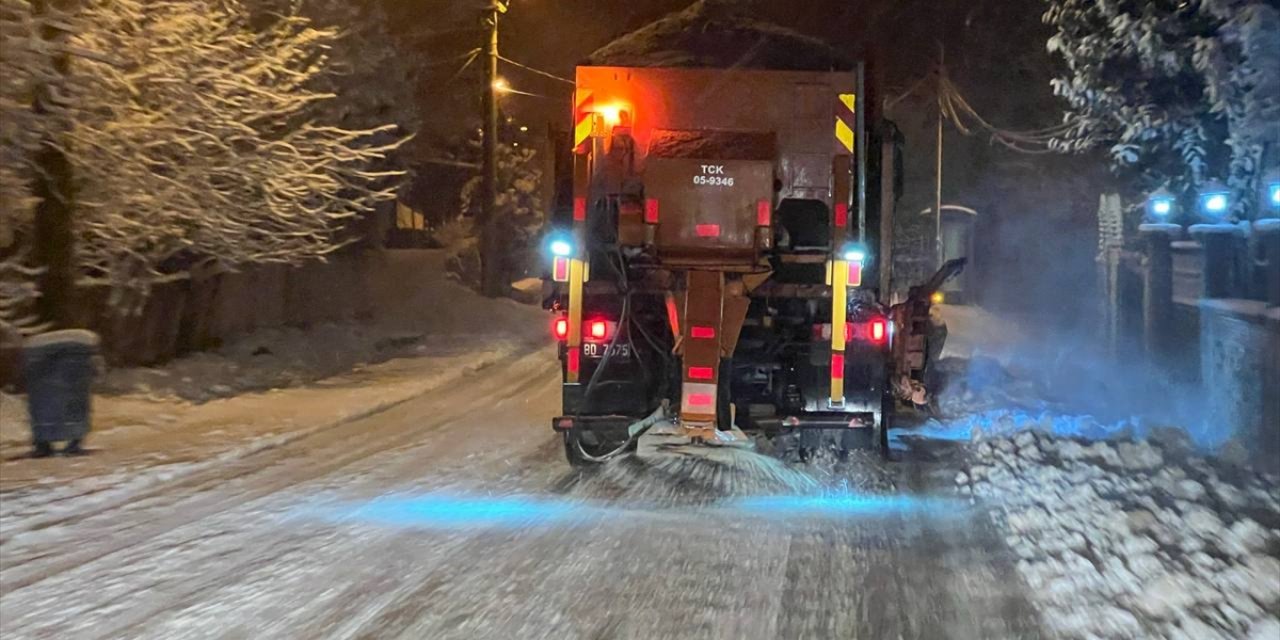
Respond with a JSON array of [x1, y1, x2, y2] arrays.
[[22, 329, 99, 455]]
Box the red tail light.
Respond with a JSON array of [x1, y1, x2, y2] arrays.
[[573, 196, 587, 222], [825, 319, 889, 344], [645, 198, 660, 224], [589, 320, 608, 341], [688, 366, 714, 381], [553, 317, 569, 340], [757, 200, 772, 226], [869, 318, 887, 344]]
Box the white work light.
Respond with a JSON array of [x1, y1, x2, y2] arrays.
[[549, 239, 573, 257]]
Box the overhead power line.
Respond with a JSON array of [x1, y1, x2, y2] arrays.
[[936, 68, 1077, 155], [498, 55, 574, 85], [445, 49, 481, 85]]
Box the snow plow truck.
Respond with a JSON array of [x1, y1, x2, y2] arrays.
[[543, 41, 955, 466]]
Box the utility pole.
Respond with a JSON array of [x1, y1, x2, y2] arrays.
[[934, 51, 945, 272], [479, 1, 507, 297], [32, 0, 78, 328]]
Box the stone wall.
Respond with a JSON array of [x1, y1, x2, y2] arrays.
[[1199, 300, 1280, 463]]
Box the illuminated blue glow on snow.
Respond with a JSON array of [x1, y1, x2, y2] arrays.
[[730, 493, 954, 518], [1269, 183, 1280, 209], [324, 493, 589, 530]]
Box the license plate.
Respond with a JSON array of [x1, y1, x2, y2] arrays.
[[583, 342, 630, 360]]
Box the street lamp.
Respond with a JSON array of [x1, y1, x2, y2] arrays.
[[1145, 188, 1176, 223], [1197, 180, 1231, 221]]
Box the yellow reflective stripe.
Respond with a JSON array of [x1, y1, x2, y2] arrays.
[[566, 257, 585, 383], [574, 116, 594, 149], [835, 117, 855, 153], [831, 260, 848, 352], [573, 89, 594, 148], [831, 258, 848, 402], [839, 93, 856, 113]]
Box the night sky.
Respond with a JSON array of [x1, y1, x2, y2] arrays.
[[385, 0, 1103, 327]]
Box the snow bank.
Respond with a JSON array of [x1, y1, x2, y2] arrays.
[[94, 323, 439, 402], [91, 250, 548, 403], [961, 427, 1280, 639]]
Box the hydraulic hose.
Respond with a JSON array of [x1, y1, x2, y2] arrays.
[[570, 234, 675, 463], [571, 400, 670, 464]]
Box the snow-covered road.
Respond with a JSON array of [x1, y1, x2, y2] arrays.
[[2, 302, 1277, 639], [1, 348, 1047, 639]]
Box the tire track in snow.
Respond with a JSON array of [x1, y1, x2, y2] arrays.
[[0, 351, 553, 595]]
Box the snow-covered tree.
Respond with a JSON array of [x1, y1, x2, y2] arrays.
[[447, 139, 545, 289], [249, 0, 419, 170], [1043, 0, 1280, 218], [1, 0, 408, 319], [1193, 0, 1280, 202], [0, 0, 71, 334], [67, 0, 405, 309]]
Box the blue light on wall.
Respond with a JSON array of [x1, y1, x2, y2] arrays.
[[1145, 188, 1176, 222], [1198, 180, 1231, 220]]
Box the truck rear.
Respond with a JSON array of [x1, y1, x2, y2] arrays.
[[545, 63, 904, 465]]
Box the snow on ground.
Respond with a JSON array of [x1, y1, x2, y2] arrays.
[[928, 304, 1280, 638], [95, 322, 441, 402], [958, 423, 1280, 639], [0, 250, 550, 525]]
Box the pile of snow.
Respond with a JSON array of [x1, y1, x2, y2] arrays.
[[94, 323, 439, 402], [910, 409, 1149, 445], [959, 421, 1280, 639]]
